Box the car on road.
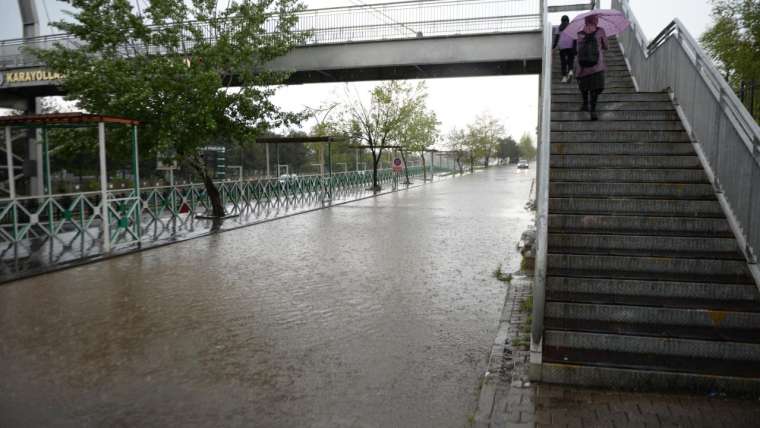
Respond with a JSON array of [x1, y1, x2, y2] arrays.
[[517, 159, 529, 169]]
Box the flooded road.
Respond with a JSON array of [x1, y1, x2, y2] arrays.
[[0, 166, 534, 428]]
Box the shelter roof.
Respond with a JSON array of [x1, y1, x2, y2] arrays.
[[256, 136, 344, 144], [0, 113, 140, 126]]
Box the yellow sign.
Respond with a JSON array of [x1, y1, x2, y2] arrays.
[[2, 68, 63, 85]]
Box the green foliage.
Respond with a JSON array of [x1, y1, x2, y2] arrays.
[[497, 136, 520, 164], [446, 127, 468, 173], [338, 81, 434, 189], [465, 113, 504, 167], [518, 133, 536, 161], [492, 263, 513, 283], [34, 0, 308, 169], [701, 0, 760, 119], [701, 0, 760, 88], [396, 84, 440, 155]]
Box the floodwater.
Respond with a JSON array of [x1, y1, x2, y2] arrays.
[[0, 166, 534, 428]]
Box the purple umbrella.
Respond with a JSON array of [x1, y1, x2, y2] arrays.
[[561, 9, 630, 39]]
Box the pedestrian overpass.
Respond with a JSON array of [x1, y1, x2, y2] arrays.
[[2, 0, 760, 397], [0, 0, 548, 110]]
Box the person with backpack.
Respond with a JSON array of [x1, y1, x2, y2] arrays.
[[575, 14, 608, 121], [552, 15, 576, 83]]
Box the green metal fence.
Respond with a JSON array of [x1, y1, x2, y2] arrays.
[[0, 166, 437, 250]]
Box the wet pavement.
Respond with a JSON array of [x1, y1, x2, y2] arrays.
[[0, 166, 534, 428]]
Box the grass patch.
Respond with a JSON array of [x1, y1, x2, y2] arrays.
[[519, 295, 533, 314], [519, 256, 534, 273], [492, 263, 513, 283]]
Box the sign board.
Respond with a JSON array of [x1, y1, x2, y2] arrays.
[[392, 158, 403, 172], [0, 68, 63, 88]]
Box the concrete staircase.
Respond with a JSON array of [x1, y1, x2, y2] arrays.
[[542, 37, 760, 395]]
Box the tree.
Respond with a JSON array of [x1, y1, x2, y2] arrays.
[[446, 128, 467, 174], [701, 0, 760, 119], [496, 137, 520, 165], [339, 81, 428, 191], [518, 133, 537, 161], [396, 83, 439, 182], [464, 113, 504, 168], [35, 0, 308, 218]]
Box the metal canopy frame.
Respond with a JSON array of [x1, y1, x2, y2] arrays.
[[256, 135, 345, 178], [2, 113, 141, 252]]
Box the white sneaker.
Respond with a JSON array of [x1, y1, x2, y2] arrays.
[[568, 71, 574, 79], [561, 76, 568, 83]]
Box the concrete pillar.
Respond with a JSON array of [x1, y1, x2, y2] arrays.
[[17, 0, 40, 39]]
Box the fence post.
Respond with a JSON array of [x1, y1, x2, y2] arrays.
[[5, 126, 17, 241], [98, 122, 111, 252], [131, 125, 141, 241]]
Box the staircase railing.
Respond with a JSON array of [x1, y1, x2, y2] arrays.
[[612, 0, 760, 285], [529, 0, 552, 376]]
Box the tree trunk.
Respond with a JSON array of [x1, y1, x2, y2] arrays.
[[421, 154, 427, 181], [371, 150, 381, 191], [400, 150, 411, 184], [470, 155, 474, 173], [192, 154, 226, 218], [484, 155, 490, 168], [203, 172, 226, 218], [456, 156, 463, 174]]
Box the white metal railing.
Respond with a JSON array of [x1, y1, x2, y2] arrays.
[[529, 0, 552, 375], [0, 0, 541, 70], [612, 0, 760, 285]]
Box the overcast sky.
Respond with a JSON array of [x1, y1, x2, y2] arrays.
[[1, 0, 715, 141]]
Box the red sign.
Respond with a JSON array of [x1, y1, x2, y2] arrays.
[[392, 158, 403, 172]]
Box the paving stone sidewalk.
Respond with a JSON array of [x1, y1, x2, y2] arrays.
[[535, 384, 760, 428]]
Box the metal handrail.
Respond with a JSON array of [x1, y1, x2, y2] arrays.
[[0, 0, 540, 47], [529, 0, 551, 374], [612, 0, 760, 284]]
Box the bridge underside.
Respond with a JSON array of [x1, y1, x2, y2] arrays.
[[273, 32, 542, 84], [284, 59, 541, 84]]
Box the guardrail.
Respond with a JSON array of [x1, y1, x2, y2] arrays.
[[0, 0, 541, 70], [612, 0, 760, 285]]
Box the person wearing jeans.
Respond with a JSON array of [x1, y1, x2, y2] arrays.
[[553, 15, 576, 83]]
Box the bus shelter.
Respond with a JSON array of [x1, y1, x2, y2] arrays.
[[0, 113, 141, 252]]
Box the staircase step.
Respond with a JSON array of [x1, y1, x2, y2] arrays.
[[545, 317, 760, 343], [552, 89, 637, 96], [551, 66, 631, 74], [551, 131, 690, 143], [552, 111, 679, 121], [545, 330, 760, 361], [546, 276, 759, 301], [550, 155, 701, 169], [553, 93, 670, 103], [552, 101, 674, 112], [552, 86, 636, 95], [548, 233, 742, 259], [547, 291, 759, 312], [552, 73, 632, 82], [551, 142, 694, 155], [545, 301, 760, 328], [548, 214, 732, 237], [548, 253, 752, 281], [552, 80, 635, 88], [549, 168, 708, 183], [551, 121, 683, 132], [549, 181, 715, 199], [548, 197, 723, 217], [541, 353, 760, 395]]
